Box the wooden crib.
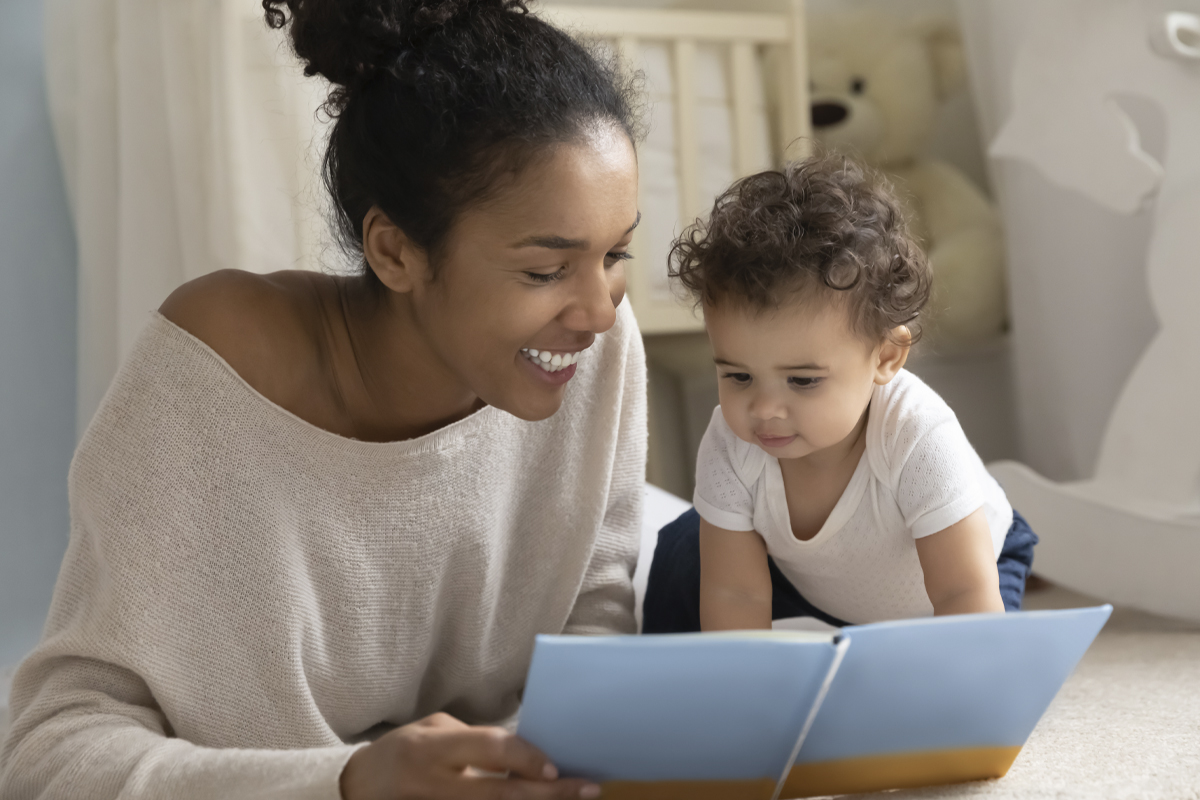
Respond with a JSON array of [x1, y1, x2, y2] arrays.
[[540, 1, 812, 334]]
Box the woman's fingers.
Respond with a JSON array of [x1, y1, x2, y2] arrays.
[[428, 722, 601, 799], [340, 712, 603, 800], [414, 711, 471, 731], [440, 725, 556, 781]]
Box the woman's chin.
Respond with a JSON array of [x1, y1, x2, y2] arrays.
[[480, 377, 569, 422], [500, 391, 568, 422]]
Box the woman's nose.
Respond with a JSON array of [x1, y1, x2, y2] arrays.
[[562, 260, 622, 333]]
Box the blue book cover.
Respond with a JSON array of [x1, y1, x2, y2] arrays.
[[517, 606, 1111, 799]]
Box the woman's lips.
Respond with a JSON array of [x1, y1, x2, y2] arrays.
[[519, 351, 578, 386], [757, 433, 797, 448]]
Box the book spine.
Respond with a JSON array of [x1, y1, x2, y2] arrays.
[[771, 635, 852, 800]]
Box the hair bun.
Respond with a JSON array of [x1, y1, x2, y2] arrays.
[[263, 0, 528, 89]]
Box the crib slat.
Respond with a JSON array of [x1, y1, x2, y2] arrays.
[[540, 7, 790, 43], [616, 36, 639, 70], [673, 39, 701, 223], [731, 41, 760, 177], [784, 0, 812, 160], [614, 35, 650, 309]]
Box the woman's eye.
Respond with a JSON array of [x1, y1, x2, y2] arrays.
[[526, 267, 567, 284], [789, 376, 822, 389], [721, 372, 752, 385], [605, 250, 633, 267]]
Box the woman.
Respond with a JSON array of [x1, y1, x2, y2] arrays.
[[0, 2, 643, 798]]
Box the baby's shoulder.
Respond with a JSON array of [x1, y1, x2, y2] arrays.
[[699, 406, 768, 484], [867, 370, 964, 469], [873, 370, 957, 433]]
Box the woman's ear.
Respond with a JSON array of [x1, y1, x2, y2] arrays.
[[874, 325, 912, 384], [363, 206, 428, 293]]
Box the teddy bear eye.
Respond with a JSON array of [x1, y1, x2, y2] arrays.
[[850, 77, 867, 95]]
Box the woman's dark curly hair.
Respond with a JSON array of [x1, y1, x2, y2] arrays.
[[669, 153, 932, 345], [263, 0, 640, 278]]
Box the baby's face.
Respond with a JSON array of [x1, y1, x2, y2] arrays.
[[705, 297, 888, 462]]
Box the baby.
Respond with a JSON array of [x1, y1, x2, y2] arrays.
[[642, 153, 1037, 632]]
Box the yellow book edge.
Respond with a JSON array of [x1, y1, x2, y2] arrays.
[[597, 745, 1023, 800]]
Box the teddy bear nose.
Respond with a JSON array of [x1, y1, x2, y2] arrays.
[[811, 102, 849, 128]]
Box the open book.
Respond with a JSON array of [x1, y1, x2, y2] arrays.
[[517, 605, 1111, 799]]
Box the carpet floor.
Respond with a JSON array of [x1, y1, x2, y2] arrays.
[[814, 582, 1200, 800]]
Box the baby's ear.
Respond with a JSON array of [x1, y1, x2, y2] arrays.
[[874, 326, 911, 384], [908, 16, 967, 101]]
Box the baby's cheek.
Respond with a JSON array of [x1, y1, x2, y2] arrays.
[[720, 402, 754, 445]]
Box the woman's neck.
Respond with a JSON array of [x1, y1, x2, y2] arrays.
[[330, 275, 484, 442]]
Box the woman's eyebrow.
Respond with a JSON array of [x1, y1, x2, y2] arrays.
[[509, 212, 641, 250], [511, 234, 588, 250]]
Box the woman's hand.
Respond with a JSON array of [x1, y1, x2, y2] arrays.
[[340, 712, 601, 800]]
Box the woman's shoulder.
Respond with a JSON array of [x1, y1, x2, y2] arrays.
[[158, 269, 330, 407]]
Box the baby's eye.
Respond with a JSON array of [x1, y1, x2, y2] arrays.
[[788, 376, 822, 389], [721, 372, 752, 385]]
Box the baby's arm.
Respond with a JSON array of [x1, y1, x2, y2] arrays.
[[699, 517, 774, 630], [914, 508, 1005, 615]]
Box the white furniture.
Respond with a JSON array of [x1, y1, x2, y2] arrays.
[[966, 0, 1200, 621]]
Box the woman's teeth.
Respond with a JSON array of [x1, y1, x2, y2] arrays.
[[521, 348, 582, 373]]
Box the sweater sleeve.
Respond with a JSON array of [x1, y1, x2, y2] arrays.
[[0, 516, 363, 800], [0, 660, 360, 800], [561, 304, 647, 637]]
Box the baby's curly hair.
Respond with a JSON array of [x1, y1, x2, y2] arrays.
[[669, 152, 932, 345]]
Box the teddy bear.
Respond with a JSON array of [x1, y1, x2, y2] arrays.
[[807, 11, 1006, 352]]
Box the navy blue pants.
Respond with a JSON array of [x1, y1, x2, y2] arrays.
[[642, 508, 1039, 633]]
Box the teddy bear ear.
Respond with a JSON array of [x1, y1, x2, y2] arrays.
[[908, 16, 967, 100]]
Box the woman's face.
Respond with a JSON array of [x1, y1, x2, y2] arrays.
[[404, 127, 639, 421]]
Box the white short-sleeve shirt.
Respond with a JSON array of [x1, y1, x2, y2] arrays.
[[692, 369, 1013, 624]]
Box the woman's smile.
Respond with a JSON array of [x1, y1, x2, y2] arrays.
[[520, 347, 584, 372], [519, 347, 584, 385]]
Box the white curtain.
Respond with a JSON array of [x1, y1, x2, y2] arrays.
[[43, 0, 333, 434]]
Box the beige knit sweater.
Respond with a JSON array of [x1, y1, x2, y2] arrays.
[[0, 304, 646, 800]]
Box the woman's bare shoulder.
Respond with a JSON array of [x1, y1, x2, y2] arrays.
[[158, 269, 329, 401]]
